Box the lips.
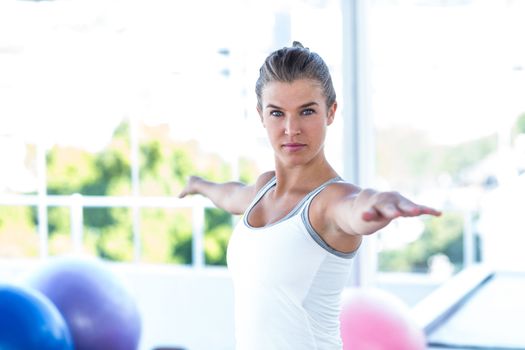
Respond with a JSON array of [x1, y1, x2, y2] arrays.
[[282, 142, 306, 152]]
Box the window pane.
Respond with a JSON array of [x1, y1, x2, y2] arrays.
[[369, 0, 525, 276], [46, 120, 132, 196], [204, 208, 234, 266], [48, 206, 74, 256], [0, 136, 37, 195], [138, 121, 237, 197], [0, 206, 38, 258], [83, 207, 134, 262], [140, 208, 192, 265]]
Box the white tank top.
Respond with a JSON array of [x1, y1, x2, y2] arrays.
[[227, 176, 358, 350]]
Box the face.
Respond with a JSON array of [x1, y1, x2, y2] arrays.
[[257, 79, 337, 167]]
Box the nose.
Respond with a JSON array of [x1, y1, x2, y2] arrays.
[[284, 116, 301, 136]]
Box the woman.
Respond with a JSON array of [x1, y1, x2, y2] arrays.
[[179, 41, 441, 349]]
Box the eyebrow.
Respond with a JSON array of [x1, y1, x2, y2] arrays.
[[265, 102, 319, 109]]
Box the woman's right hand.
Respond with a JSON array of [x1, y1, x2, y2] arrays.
[[178, 176, 203, 198], [178, 174, 259, 215]]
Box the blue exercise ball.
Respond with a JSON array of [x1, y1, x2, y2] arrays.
[[0, 284, 73, 350], [27, 256, 142, 350]]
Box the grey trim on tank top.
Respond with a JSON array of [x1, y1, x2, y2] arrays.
[[243, 175, 358, 258], [242, 176, 277, 228], [247, 176, 278, 213], [301, 196, 358, 259], [244, 176, 335, 229]]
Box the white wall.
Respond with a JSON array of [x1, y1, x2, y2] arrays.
[[113, 264, 236, 350]]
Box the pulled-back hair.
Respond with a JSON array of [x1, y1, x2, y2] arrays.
[[255, 41, 336, 110]]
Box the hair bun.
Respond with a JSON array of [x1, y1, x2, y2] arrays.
[[292, 41, 305, 48]]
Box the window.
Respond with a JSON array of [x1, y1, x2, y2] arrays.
[[368, 0, 525, 278], [0, 0, 345, 266]]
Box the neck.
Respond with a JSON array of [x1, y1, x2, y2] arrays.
[[273, 156, 338, 195]]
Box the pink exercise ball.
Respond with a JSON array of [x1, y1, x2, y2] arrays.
[[340, 288, 426, 350]]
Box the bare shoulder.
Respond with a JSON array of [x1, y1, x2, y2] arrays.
[[219, 171, 275, 215], [254, 170, 276, 192], [235, 171, 275, 210], [310, 180, 361, 221], [320, 181, 361, 203]]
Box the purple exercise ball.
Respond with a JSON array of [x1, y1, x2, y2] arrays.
[[27, 257, 142, 350]]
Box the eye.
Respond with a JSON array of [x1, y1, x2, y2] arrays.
[[301, 108, 315, 116], [269, 110, 284, 117]]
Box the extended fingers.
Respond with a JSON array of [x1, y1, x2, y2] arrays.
[[392, 197, 441, 217], [418, 205, 442, 217], [397, 199, 422, 215], [361, 193, 441, 221], [178, 176, 201, 198], [362, 202, 400, 221]]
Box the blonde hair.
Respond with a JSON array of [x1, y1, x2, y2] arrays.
[[255, 41, 336, 109]]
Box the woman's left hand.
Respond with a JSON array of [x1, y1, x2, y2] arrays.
[[349, 189, 442, 235]]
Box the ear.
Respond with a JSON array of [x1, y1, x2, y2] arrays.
[[257, 106, 265, 127], [326, 101, 337, 126]]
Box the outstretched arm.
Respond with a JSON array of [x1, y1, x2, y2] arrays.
[[332, 188, 441, 236], [179, 172, 275, 215], [178, 176, 256, 215]]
